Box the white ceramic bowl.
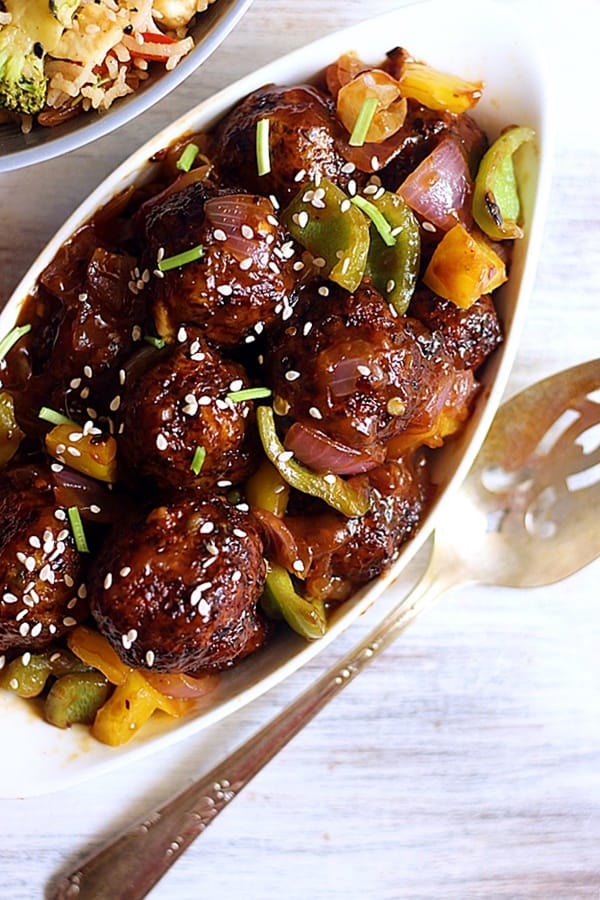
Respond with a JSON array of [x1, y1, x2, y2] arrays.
[[0, 0, 553, 797], [0, 0, 255, 173]]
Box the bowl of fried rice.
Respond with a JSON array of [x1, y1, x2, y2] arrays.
[[0, 0, 255, 172]]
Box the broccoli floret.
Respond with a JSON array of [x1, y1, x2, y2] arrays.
[[49, 0, 80, 28], [0, 24, 47, 115]]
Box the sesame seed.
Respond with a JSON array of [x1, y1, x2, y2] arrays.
[[309, 406, 323, 420], [55, 509, 67, 521], [70, 377, 82, 389], [67, 446, 82, 457], [239, 257, 253, 271], [177, 326, 188, 342], [293, 168, 306, 182], [422, 221, 437, 233], [340, 198, 352, 213], [386, 279, 396, 293], [318, 286, 330, 297], [63, 617, 77, 627], [217, 479, 232, 488], [109, 395, 121, 412], [104, 573, 113, 590], [324, 473, 336, 484], [285, 370, 300, 381], [348, 179, 357, 196], [232, 570, 242, 583], [120, 566, 131, 577], [217, 284, 233, 296], [387, 397, 406, 416], [9, 678, 19, 689], [229, 379, 244, 392], [357, 365, 371, 376], [371, 156, 380, 170], [241, 224, 254, 239], [25, 557, 36, 572], [281, 305, 294, 322], [50, 463, 64, 474], [28, 536, 41, 549], [292, 560, 305, 572], [30, 623, 42, 638], [233, 528, 247, 538], [200, 522, 215, 535], [77, 584, 88, 599], [64, 574, 74, 588], [156, 433, 168, 451], [2, 593, 18, 604], [121, 628, 138, 649], [83, 365, 93, 379], [89, 504, 101, 515], [19, 623, 30, 637], [273, 396, 290, 416], [297, 210, 309, 228], [145, 650, 155, 667], [341, 161, 356, 174], [267, 214, 279, 226], [303, 321, 313, 336], [119, 369, 126, 385], [269, 194, 280, 209], [293, 261, 305, 272], [278, 450, 294, 463], [213, 228, 227, 241], [312, 256, 326, 268]]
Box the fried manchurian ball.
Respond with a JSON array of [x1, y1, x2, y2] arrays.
[[285, 457, 429, 602], [409, 289, 503, 372], [139, 181, 296, 346], [0, 465, 87, 653], [88, 497, 269, 673], [266, 280, 469, 451], [118, 332, 259, 494], [210, 84, 357, 203]]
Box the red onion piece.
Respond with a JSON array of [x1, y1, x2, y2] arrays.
[[252, 507, 309, 574], [285, 421, 385, 475], [51, 466, 122, 523], [398, 137, 473, 232], [204, 195, 274, 267], [321, 340, 385, 398], [144, 671, 219, 699]]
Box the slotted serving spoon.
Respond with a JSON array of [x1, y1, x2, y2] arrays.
[[51, 358, 600, 900]]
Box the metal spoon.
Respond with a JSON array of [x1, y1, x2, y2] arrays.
[[50, 358, 600, 900]]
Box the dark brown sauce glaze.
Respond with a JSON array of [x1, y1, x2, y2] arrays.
[[0, 56, 504, 678]]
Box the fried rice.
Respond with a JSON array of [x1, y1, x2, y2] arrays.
[[0, 0, 216, 131]]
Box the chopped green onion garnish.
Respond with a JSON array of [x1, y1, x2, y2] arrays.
[[351, 195, 396, 247], [348, 96, 379, 147], [144, 335, 166, 349], [39, 406, 78, 427], [256, 118, 271, 176], [176, 142, 200, 173], [227, 386, 272, 403], [0, 323, 31, 363], [190, 445, 206, 476], [158, 244, 204, 272], [68, 506, 89, 553]]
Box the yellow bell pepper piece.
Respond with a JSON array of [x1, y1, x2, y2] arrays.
[[0, 390, 24, 467], [244, 457, 290, 516], [68, 625, 131, 685], [398, 61, 482, 114], [423, 224, 506, 309], [91, 670, 195, 746], [45, 423, 118, 483]]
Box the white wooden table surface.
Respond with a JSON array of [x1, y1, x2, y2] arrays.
[[1, 1, 599, 898]]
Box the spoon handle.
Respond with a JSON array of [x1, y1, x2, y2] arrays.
[[50, 552, 458, 900]]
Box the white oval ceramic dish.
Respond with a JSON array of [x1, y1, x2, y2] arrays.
[[0, 0, 553, 797], [0, 0, 255, 173]]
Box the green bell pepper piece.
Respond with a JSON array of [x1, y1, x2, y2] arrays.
[[364, 191, 421, 315], [282, 178, 370, 292], [263, 563, 327, 641], [472, 125, 535, 240], [257, 406, 370, 518], [45, 671, 111, 728]]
